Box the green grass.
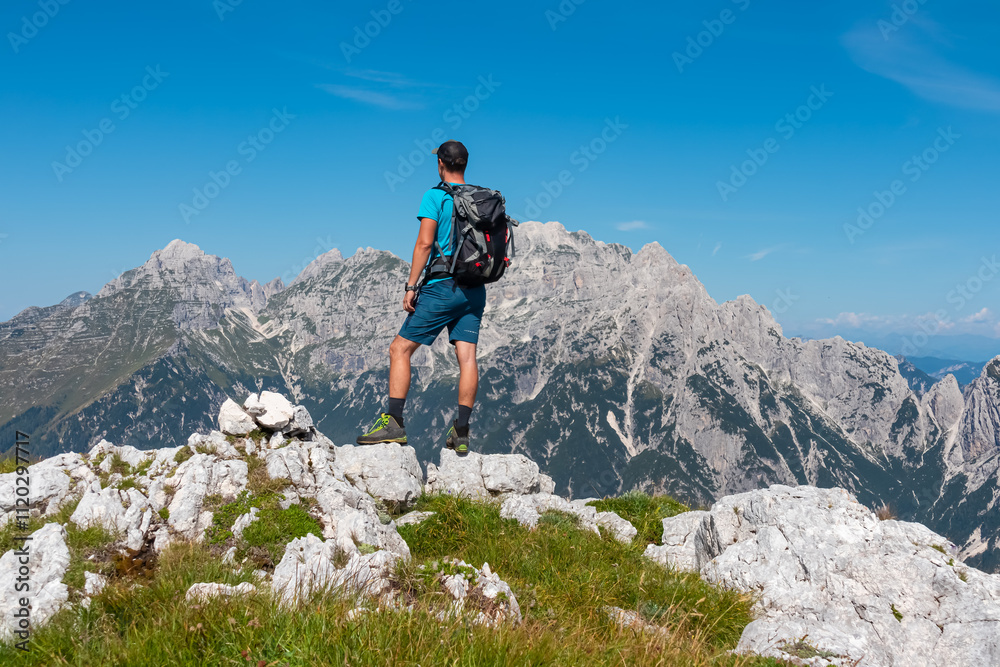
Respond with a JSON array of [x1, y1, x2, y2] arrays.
[[63, 524, 118, 590], [0, 495, 783, 666], [399, 495, 756, 652], [206, 490, 323, 567], [0, 455, 21, 474], [173, 447, 193, 465], [588, 490, 690, 544], [0, 514, 779, 667]]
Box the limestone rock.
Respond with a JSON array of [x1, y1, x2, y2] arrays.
[[271, 533, 398, 607], [647, 485, 1000, 667], [425, 449, 556, 499], [395, 511, 435, 527], [333, 443, 422, 506], [0, 523, 71, 640], [185, 581, 257, 602], [231, 508, 259, 540], [254, 391, 295, 430], [219, 398, 257, 436]]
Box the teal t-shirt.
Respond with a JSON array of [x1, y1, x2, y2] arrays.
[[417, 183, 459, 285]]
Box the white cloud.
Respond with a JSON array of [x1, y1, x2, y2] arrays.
[[712, 242, 722, 256], [842, 21, 1000, 113], [316, 84, 424, 110], [747, 247, 779, 262], [615, 221, 649, 231], [961, 307, 993, 324]]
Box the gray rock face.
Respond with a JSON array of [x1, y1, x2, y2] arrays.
[[219, 399, 256, 436], [0, 523, 71, 641], [333, 443, 422, 506], [425, 449, 556, 499], [272, 533, 398, 607], [645, 485, 1000, 667]]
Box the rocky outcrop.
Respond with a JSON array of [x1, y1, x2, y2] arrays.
[[425, 449, 556, 499], [0, 523, 71, 642], [333, 443, 423, 506], [644, 485, 1000, 667]]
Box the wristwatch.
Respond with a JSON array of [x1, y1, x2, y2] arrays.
[[405, 285, 419, 293]]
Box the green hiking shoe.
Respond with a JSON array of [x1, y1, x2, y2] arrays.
[[357, 413, 407, 445], [445, 420, 470, 455]]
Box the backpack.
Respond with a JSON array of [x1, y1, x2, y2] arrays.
[[423, 181, 519, 287]]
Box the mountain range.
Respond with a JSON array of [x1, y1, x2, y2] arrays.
[[2, 222, 999, 571]]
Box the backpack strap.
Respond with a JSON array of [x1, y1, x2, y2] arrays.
[[421, 182, 460, 285]]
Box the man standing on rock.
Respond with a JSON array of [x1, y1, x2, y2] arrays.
[[356, 141, 486, 455]]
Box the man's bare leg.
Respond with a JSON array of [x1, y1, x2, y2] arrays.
[[454, 341, 479, 408], [389, 335, 421, 401]]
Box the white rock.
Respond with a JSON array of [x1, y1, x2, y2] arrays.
[[219, 398, 256, 436], [0, 523, 71, 640], [395, 511, 435, 527], [643, 511, 709, 571], [0, 466, 72, 518], [254, 391, 295, 430], [288, 405, 314, 433], [185, 581, 257, 602], [271, 533, 399, 607], [647, 485, 1000, 667], [231, 507, 260, 540], [84, 572, 108, 597], [243, 393, 266, 416], [334, 443, 423, 506], [70, 486, 152, 548], [425, 449, 556, 499]]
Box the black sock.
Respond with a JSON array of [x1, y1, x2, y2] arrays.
[[457, 404, 473, 430], [387, 397, 406, 425]]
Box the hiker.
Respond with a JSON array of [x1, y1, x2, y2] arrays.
[[357, 140, 516, 454]]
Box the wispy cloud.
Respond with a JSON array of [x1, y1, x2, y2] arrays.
[[712, 242, 722, 256], [746, 246, 780, 262], [316, 84, 424, 110], [842, 19, 1000, 113], [616, 220, 649, 231], [961, 307, 994, 324]]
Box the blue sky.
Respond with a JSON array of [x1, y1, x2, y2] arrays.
[[2, 0, 999, 356]]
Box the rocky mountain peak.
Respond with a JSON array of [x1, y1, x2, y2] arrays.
[[291, 248, 345, 286]]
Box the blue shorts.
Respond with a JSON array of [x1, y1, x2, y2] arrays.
[[398, 279, 487, 346]]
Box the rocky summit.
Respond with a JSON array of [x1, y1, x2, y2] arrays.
[[2, 222, 999, 574], [1, 391, 998, 666]]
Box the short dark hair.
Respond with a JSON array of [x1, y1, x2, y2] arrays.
[[434, 140, 468, 171]]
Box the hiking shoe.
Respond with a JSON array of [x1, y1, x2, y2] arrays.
[[445, 421, 470, 455], [357, 413, 407, 445]]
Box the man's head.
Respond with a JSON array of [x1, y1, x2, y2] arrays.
[[433, 140, 468, 179]]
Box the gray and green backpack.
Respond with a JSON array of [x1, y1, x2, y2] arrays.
[[423, 181, 519, 287]]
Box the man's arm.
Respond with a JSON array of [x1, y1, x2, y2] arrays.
[[403, 217, 438, 312]]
